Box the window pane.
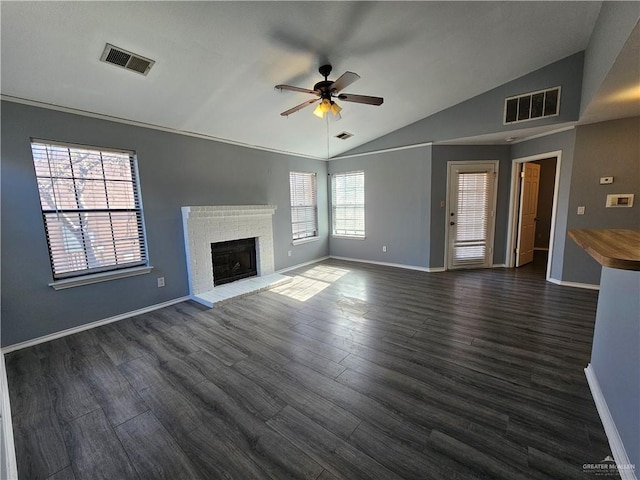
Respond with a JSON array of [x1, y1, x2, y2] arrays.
[[531, 92, 544, 118], [102, 153, 133, 181], [505, 98, 518, 123], [517, 96, 531, 121], [453, 171, 490, 264], [71, 149, 105, 180], [106, 181, 136, 209], [78, 180, 108, 209], [544, 88, 559, 116]]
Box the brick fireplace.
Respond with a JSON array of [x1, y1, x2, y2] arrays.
[[181, 205, 277, 298]]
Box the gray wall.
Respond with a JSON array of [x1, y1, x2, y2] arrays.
[[590, 267, 640, 472], [1, 101, 329, 346], [339, 52, 584, 156], [511, 129, 576, 281], [327, 146, 432, 268], [581, 3, 640, 116], [430, 145, 512, 268], [326, 144, 511, 270], [563, 116, 640, 284], [532, 158, 557, 249]]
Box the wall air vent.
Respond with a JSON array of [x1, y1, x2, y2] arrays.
[[335, 132, 354, 140], [504, 86, 560, 125], [100, 43, 155, 76]]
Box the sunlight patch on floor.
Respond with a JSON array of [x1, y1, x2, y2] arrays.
[[272, 265, 350, 302]]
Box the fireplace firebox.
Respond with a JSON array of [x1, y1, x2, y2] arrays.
[[211, 238, 257, 286]]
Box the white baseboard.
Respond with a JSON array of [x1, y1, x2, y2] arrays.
[[276, 256, 330, 274], [585, 364, 638, 480], [330, 256, 511, 273], [1, 296, 190, 354], [547, 277, 600, 290], [329, 256, 445, 273], [0, 353, 18, 480]]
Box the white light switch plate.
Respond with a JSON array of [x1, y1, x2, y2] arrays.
[[577, 206, 585, 215]]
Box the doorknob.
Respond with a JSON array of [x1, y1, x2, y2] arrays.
[[450, 222, 455, 226]]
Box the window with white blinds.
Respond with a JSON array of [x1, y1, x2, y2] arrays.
[[31, 141, 148, 279], [289, 171, 318, 241], [453, 171, 490, 263], [332, 171, 365, 237]]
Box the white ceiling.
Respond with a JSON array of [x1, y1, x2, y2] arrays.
[[1, 1, 605, 158]]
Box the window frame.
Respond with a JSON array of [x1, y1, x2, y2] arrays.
[[331, 170, 365, 239], [289, 171, 319, 244], [30, 139, 151, 288]]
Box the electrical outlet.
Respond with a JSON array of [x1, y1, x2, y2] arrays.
[[440, 200, 446, 208], [599, 176, 614, 185], [157, 277, 165, 288], [577, 206, 585, 215], [382, 245, 387, 253], [287, 250, 291, 257]]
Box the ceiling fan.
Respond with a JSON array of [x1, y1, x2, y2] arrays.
[[275, 64, 384, 118]]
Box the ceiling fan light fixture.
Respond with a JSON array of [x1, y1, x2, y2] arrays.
[[331, 101, 342, 116], [320, 98, 332, 113], [314, 98, 334, 118]]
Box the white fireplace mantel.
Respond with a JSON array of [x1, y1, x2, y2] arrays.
[[181, 205, 277, 297]]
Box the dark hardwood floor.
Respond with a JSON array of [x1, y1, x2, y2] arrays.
[[6, 258, 612, 479]]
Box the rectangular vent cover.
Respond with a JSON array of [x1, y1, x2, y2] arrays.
[[335, 132, 354, 140], [504, 86, 560, 125], [101, 44, 155, 76]]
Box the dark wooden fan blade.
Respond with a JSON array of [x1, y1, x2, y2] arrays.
[[337, 93, 384, 106], [275, 84, 318, 95], [330, 72, 360, 92], [280, 98, 320, 116]]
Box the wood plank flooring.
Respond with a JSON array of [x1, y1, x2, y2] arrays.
[[6, 257, 612, 479]]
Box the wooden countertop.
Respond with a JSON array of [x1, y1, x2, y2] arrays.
[[569, 229, 640, 271]]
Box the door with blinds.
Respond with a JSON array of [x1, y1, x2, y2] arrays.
[[447, 162, 498, 269]]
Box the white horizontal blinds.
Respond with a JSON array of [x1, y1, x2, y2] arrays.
[[31, 141, 147, 279], [289, 171, 318, 240], [332, 171, 365, 237], [453, 170, 490, 264]]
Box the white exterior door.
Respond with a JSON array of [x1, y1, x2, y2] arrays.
[[447, 162, 498, 269]]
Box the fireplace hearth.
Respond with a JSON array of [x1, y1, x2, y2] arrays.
[[211, 238, 257, 286]]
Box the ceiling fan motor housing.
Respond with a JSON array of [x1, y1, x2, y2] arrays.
[[314, 80, 335, 99]]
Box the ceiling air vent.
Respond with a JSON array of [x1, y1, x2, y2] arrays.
[[504, 86, 560, 125], [335, 131, 354, 140], [100, 43, 155, 76]]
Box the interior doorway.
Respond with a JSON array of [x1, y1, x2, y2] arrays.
[[515, 162, 541, 267], [506, 151, 561, 279]]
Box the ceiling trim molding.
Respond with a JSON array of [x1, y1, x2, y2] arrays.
[[512, 125, 577, 144], [0, 95, 326, 161], [329, 141, 433, 160]]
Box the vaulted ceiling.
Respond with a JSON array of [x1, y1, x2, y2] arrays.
[[1, 2, 607, 158]]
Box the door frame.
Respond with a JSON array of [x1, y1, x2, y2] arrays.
[[506, 150, 562, 280], [445, 160, 499, 270]]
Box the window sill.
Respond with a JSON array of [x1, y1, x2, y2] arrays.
[[332, 234, 366, 240], [292, 236, 320, 246], [49, 265, 154, 290]]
